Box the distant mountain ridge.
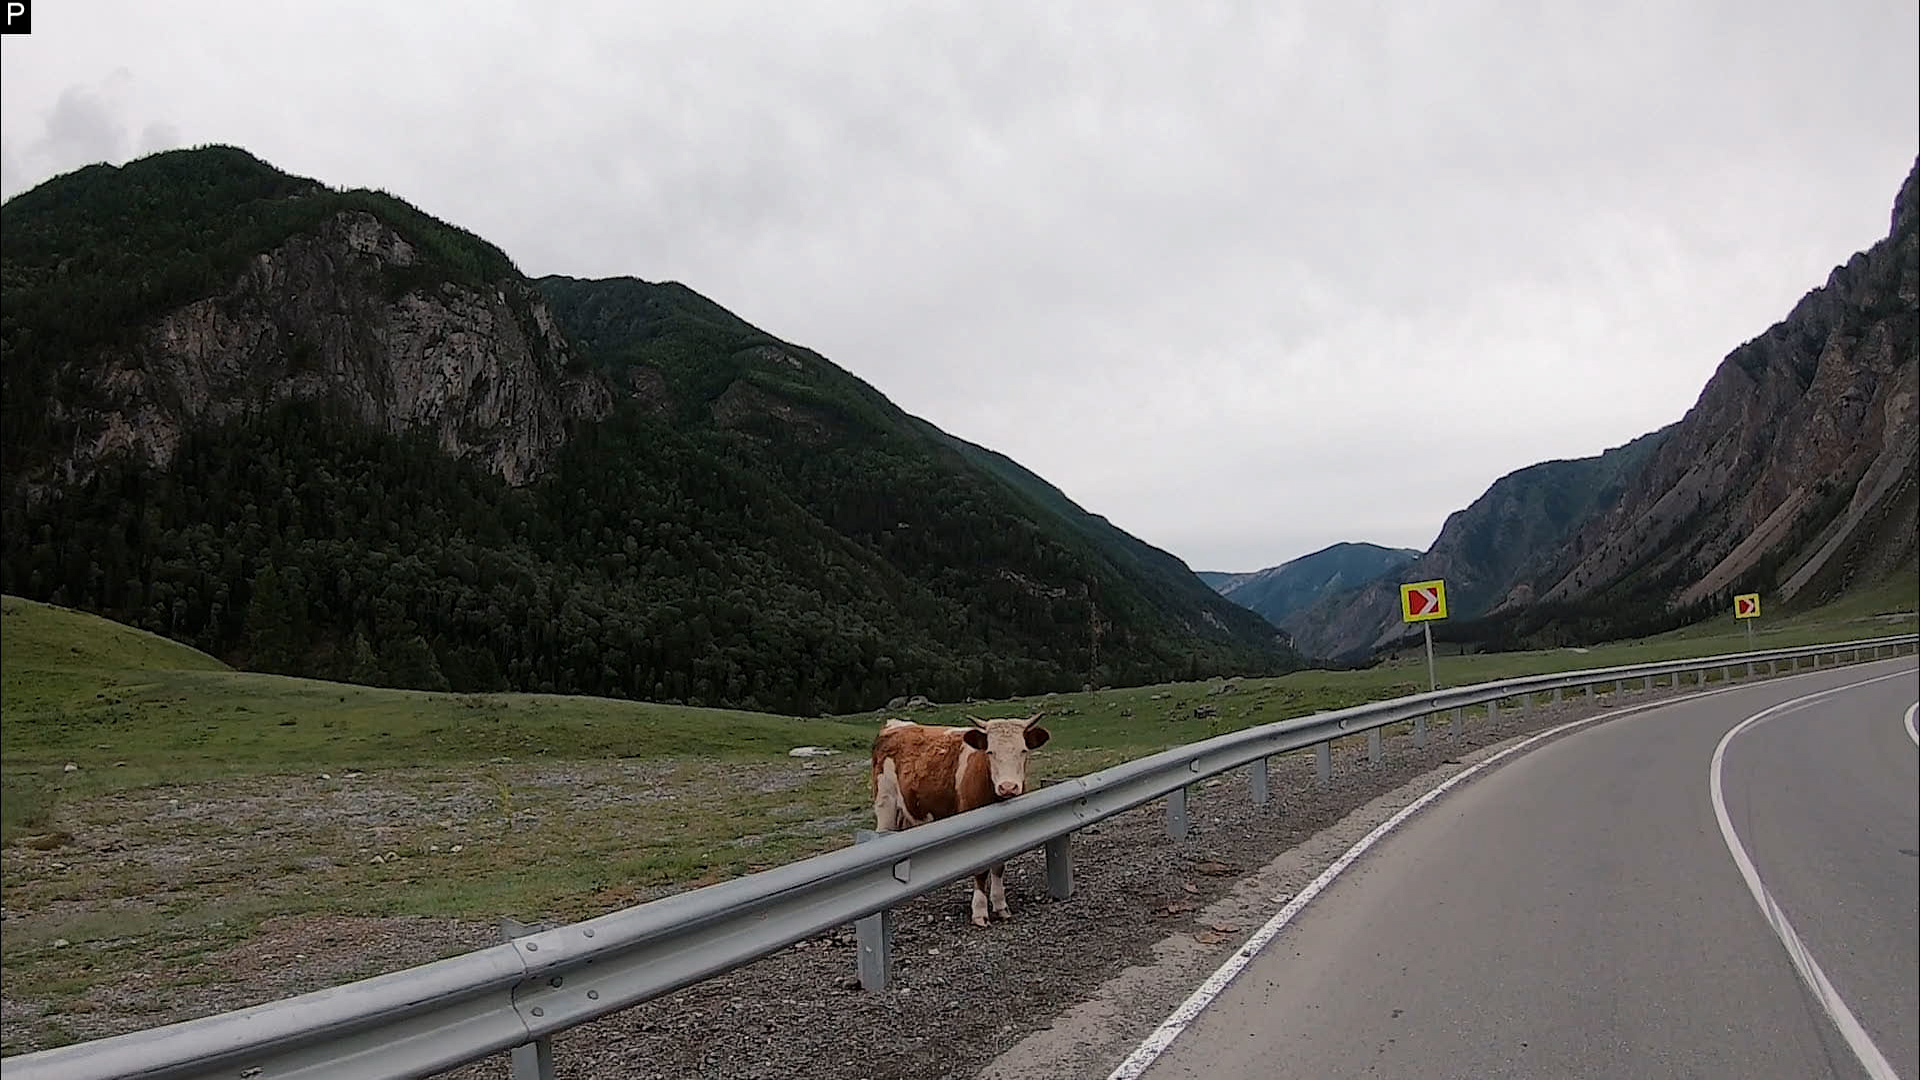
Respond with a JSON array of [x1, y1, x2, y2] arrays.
[[0, 146, 1297, 714], [1201, 542, 1421, 630], [1288, 154, 1918, 659], [1284, 432, 1669, 659]]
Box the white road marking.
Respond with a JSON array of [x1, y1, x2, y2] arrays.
[[1104, 678, 1776, 1080], [1904, 702, 1917, 747], [1709, 671, 1913, 1080]]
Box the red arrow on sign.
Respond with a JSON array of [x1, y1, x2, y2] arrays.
[[1735, 596, 1757, 616], [1408, 587, 1439, 617]]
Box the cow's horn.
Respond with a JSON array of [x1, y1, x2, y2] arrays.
[[967, 716, 990, 729], [1023, 711, 1044, 727]]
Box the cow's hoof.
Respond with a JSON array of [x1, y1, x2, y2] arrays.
[[971, 915, 989, 928], [992, 907, 1011, 921]]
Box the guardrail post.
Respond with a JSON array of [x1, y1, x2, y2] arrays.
[[852, 831, 892, 992], [1249, 757, 1271, 805], [1368, 728, 1383, 764], [1315, 742, 1331, 786], [1518, 691, 1530, 712], [1585, 683, 1594, 702], [1452, 706, 1465, 731], [1642, 676, 1653, 691], [501, 919, 558, 1080], [1614, 679, 1624, 696], [1413, 713, 1427, 748], [512, 1040, 557, 1080], [1551, 686, 1563, 704], [1488, 699, 1499, 723], [1166, 786, 1190, 840], [1044, 833, 1073, 899]]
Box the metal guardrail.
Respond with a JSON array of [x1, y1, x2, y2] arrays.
[[5, 634, 1914, 1080]]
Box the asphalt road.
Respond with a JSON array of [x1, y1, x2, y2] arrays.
[[1134, 660, 1920, 1080]]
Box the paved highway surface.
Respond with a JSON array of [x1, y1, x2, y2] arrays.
[[1131, 660, 1919, 1080]]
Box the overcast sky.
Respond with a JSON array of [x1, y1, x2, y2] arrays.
[[4, 1, 1915, 572]]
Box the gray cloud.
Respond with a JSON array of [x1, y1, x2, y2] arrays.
[[2, 0, 1914, 571]]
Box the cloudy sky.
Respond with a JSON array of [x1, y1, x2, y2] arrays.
[[3, 1, 1915, 572]]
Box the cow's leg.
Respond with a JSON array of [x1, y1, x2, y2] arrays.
[[988, 862, 1010, 919], [872, 761, 905, 832], [970, 872, 991, 927]]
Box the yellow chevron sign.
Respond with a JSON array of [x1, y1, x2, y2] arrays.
[[1400, 579, 1448, 623], [1734, 593, 1761, 619]]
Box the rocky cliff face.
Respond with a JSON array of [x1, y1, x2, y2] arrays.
[[27, 209, 610, 497], [1287, 157, 1917, 660], [1525, 157, 1918, 611]]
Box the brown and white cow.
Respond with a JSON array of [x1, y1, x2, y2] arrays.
[[870, 711, 1051, 926]]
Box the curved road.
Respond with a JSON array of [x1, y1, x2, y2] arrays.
[[1132, 659, 1919, 1080]]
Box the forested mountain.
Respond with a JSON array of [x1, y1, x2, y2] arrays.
[[0, 146, 1295, 714], [1201, 543, 1420, 629]]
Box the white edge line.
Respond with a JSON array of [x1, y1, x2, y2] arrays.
[[1102, 675, 1780, 1080], [1904, 702, 1917, 747], [1709, 670, 1912, 1080]]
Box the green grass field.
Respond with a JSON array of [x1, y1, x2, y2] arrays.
[[1, 578, 1913, 1035]]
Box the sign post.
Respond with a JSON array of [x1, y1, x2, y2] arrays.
[[1399, 579, 1449, 694], [1734, 592, 1761, 646]]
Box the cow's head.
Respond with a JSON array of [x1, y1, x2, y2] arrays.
[[962, 712, 1050, 798]]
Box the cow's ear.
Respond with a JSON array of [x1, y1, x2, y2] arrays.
[[962, 728, 989, 750], [1024, 725, 1050, 749]]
